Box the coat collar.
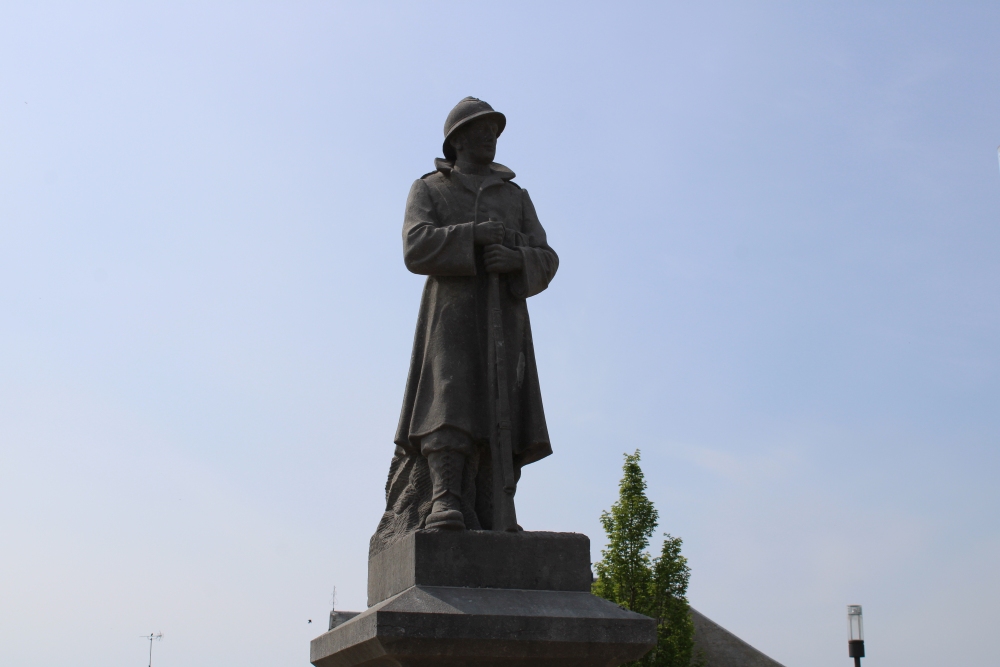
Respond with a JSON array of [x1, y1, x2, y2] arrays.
[[434, 158, 516, 183]]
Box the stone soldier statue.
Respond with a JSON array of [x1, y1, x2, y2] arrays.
[[370, 97, 559, 555]]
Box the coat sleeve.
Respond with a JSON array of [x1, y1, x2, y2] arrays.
[[402, 179, 477, 276], [507, 189, 559, 299]]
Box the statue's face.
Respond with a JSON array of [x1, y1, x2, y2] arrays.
[[451, 118, 498, 165]]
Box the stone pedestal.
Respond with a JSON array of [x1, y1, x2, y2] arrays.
[[310, 531, 656, 667]]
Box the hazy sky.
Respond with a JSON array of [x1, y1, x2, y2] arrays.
[[2, 2, 999, 666]]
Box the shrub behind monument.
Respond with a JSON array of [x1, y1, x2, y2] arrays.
[[592, 451, 702, 667]]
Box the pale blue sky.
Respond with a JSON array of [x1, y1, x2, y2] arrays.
[[2, 2, 999, 666]]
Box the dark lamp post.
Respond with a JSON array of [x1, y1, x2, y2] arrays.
[[847, 605, 865, 667]]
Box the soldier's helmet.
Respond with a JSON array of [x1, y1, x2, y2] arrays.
[[442, 97, 506, 161]]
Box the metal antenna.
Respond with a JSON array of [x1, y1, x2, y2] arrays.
[[327, 586, 339, 631], [141, 632, 163, 667]]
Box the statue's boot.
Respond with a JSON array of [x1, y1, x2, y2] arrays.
[[425, 450, 466, 530]]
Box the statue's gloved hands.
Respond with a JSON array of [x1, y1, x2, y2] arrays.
[[484, 244, 523, 273], [473, 220, 505, 246]]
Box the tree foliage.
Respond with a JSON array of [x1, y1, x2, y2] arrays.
[[592, 451, 701, 667]]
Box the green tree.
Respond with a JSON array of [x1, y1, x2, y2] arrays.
[[592, 451, 700, 667]]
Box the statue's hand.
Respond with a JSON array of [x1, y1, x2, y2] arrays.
[[474, 220, 505, 246], [484, 244, 523, 273]]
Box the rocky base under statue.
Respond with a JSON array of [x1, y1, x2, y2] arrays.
[[310, 531, 656, 667]]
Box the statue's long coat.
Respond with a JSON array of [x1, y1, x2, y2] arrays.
[[394, 159, 558, 468]]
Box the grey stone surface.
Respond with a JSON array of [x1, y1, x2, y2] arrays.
[[368, 530, 592, 606], [329, 611, 360, 631], [314, 530, 654, 667], [311, 585, 656, 667], [692, 608, 787, 667]]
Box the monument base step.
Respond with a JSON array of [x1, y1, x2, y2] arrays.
[[310, 585, 656, 667]]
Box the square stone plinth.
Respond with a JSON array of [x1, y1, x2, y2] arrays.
[[368, 530, 593, 606], [312, 531, 656, 667]]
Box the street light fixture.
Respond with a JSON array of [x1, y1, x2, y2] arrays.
[[847, 605, 864, 667]]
